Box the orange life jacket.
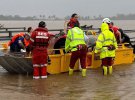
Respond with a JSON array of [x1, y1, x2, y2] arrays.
[[24, 39, 30, 47], [8, 32, 25, 46]]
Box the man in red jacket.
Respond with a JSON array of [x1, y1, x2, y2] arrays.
[[67, 13, 80, 29], [109, 22, 122, 43], [64, 13, 80, 33], [30, 21, 53, 79]]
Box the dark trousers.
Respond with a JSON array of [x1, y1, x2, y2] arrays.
[[10, 44, 21, 52], [70, 48, 87, 69], [101, 57, 114, 66]]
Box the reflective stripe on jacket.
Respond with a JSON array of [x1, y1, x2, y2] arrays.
[[65, 27, 86, 52], [95, 23, 118, 59], [30, 27, 50, 49]]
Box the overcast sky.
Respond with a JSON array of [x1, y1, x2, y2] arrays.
[[0, 0, 134, 18]]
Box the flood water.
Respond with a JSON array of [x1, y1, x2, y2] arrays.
[[0, 63, 135, 100], [0, 20, 135, 100]]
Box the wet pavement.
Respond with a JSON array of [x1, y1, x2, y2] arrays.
[[0, 63, 135, 100]]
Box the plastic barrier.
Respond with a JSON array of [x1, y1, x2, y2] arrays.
[[86, 44, 134, 68], [86, 51, 101, 68], [47, 45, 134, 74], [114, 45, 134, 65], [47, 49, 64, 74], [61, 53, 79, 72], [47, 49, 80, 74]]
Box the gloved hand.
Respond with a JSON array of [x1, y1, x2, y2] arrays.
[[108, 45, 115, 50]]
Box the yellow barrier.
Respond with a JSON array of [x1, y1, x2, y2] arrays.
[[47, 49, 79, 74], [47, 49, 64, 74], [48, 46, 134, 74], [114, 48, 134, 65], [86, 51, 101, 68], [114, 43, 134, 65], [61, 53, 79, 72], [86, 45, 134, 68]]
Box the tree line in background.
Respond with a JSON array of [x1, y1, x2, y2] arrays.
[[0, 14, 135, 20]]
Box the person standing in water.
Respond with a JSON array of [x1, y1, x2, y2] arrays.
[[95, 22, 117, 75]]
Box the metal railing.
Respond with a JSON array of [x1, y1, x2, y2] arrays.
[[1, 27, 135, 40], [0, 27, 65, 40]]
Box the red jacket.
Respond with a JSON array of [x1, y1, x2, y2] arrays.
[[67, 18, 80, 29], [111, 26, 120, 42], [30, 27, 53, 49]]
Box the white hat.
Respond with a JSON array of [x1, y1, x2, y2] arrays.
[[102, 18, 111, 23]]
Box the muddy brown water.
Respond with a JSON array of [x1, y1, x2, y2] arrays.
[[0, 63, 135, 100], [1, 20, 135, 100]]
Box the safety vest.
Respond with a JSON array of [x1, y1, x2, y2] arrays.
[[65, 27, 86, 52], [95, 23, 118, 59]]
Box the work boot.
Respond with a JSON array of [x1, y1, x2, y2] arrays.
[[41, 76, 47, 79], [82, 69, 87, 77], [103, 66, 107, 76], [69, 68, 74, 75], [108, 66, 113, 75], [33, 76, 40, 79]]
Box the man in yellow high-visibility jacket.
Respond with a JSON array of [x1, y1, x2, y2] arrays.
[[65, 24, 87, 77], [95, 22, 118, 75]]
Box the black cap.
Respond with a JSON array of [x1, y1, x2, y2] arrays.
[[38, 21, 46, 28]]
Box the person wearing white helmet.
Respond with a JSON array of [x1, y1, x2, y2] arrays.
[[95, 22, 118, 76], [102, 18, 112, 24], [102, 18, 122, 43]]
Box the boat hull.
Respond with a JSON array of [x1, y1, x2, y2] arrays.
[[0, 46, 134, 74], [0, 53, 33, 74]]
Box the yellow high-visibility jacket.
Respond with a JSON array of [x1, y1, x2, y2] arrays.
[[95, 23, 118, 59], [65, 27, 86, 52]]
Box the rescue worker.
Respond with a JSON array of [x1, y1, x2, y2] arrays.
[[8, 27, 32, 52], [68, 13, 80, 28], [65, 23, 87, 77], [95, 22, 117, 75], [64, 13, 80, 33], [30, 21, 54, 79]]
